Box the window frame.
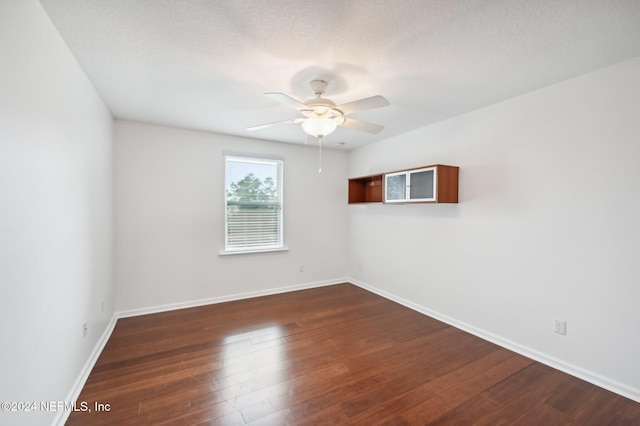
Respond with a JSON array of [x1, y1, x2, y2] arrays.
[[222, 154, 285, 255]]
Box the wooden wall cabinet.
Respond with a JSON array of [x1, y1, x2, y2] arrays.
[[348, 174, 383, 203], [385, 165, 458, 204], [348, 164, 458, 204]]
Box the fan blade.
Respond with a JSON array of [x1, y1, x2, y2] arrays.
[[340, 117, 384, 134], [246, 118, 304, 131], [265, 92, 307, 110], [337, 95, 390, 115]]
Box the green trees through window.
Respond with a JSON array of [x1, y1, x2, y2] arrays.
[[226, 173, 276, 203]]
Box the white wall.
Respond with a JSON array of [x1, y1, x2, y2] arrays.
[[0, 1, 114, 425], [348, 56, 640, 400], [115, 121, 348, 312], [3, 2, 637, 420]]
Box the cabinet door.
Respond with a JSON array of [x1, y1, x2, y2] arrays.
[[409, 168, 435, 201], [385, 172, 407, 202]]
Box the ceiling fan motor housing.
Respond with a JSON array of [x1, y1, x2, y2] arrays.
[[303, 84, 344, 124]]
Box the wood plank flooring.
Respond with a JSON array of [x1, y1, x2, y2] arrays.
[[67, 283, 640, 425]]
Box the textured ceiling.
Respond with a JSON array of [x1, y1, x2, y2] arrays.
[[39, 0, 640, 150]]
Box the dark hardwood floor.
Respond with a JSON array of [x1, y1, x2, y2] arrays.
[[67, 283, 640, 425]]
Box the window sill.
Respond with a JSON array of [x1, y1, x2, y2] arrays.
[[219, 247, 289, 256]]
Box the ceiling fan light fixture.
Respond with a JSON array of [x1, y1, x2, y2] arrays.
[[301, 116, 338, 138]]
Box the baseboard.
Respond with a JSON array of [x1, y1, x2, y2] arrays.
[[52, 314, 118, 426], [116, 277, 348, 318], [348, 277, 640, 404]]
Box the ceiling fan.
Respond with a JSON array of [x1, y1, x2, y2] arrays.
[[247, 80, 390, 140]]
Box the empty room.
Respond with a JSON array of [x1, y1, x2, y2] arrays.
[[2, 1, 640, 425]]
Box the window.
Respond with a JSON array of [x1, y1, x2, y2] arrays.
[[224, 155, 284, 253]]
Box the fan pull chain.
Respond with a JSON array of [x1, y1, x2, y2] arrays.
[[318, 137, 323, 174]]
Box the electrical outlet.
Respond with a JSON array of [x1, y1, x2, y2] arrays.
[[554, 319, 566, 335], [299, 265, 304, 272], [83, 321, 88, 338], [101, 299, 104, 313]]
